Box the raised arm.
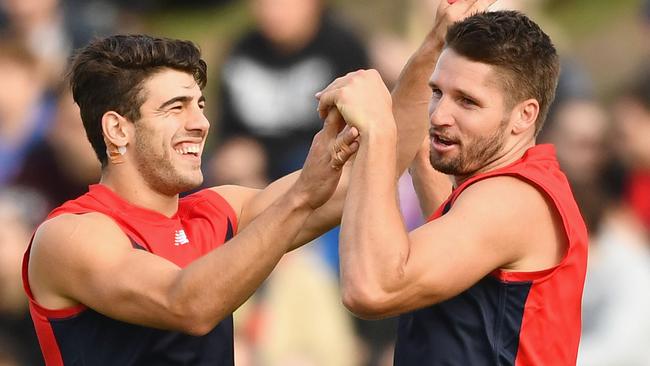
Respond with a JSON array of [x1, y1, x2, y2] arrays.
[[398, 0, 503, 217], [391, 0, 456, 172], [28, 111, 356, 335]]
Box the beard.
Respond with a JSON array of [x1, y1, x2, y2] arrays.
[[133, 125, 203, 196], [430, 118, 509, 176]]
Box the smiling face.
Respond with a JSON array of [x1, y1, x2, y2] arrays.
[[427, 48, 513, 178], [130, 69, 209, 195]]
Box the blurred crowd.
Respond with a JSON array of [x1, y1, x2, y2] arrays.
[[1, 0, 649, 365]]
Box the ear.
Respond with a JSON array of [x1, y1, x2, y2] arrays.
[[101, 111, 131, 148], [511, 98, 539, 135]]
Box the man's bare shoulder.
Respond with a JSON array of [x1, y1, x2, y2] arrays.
[[455, 175, 551, 213], [34, 212, 129, 250], [32, 212, 135, 271], [210, 184, 258, 204], [29, 212, 134, 308], [450, 175, 566, 270]]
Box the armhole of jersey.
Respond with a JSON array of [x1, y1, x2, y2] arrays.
[[21, 209, 129, 319], [437, 172, 572, 284], [425, 199, 452, 222], [489, 173, 571, 284], [194, 189, 239, 235], [22, 238, 87, 319]]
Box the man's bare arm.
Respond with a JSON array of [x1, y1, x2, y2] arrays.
[[341, 164, 566, 319], [28, 113, 355, 335], [30, 200, 310, 335], [409, 137, 452, 218]]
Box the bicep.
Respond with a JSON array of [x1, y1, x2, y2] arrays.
[[404, 215, 510, 302], [385, 180, 530, 314], [29, 213, 184, 330]]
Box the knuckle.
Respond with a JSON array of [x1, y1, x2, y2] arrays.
[[338, 88, 348, 101]]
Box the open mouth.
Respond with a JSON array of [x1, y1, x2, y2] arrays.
[[434, 135, 456, 146], [431, 133, 459, 152], [174, 143, 201, 158]]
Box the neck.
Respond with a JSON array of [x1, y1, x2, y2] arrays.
[[453, 139, 535, 187], [100, 167, 179, 218]]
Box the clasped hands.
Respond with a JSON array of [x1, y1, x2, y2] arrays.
[[315, 69, 395, 171]]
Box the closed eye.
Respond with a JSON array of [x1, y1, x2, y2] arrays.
[[460, 97, 478, 108]]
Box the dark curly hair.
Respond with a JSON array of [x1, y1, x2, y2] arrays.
[[69, 34, 208, 167], [446, 11, 560, 136]]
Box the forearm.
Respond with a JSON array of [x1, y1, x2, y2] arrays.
[[336, 31, 446, 302], [340, 125, 411, 317], [393, 30, 444, 172], [289, 166, 350, 249], [409, 150, 452, 218], [239, 168, 350, 251], [168, 190, 312, 334], [395, 31, 452, 217]]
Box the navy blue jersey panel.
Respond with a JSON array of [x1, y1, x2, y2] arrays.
[[50, 309, 233, 365], [225, 218, 234, 242], [394, 276, 531, 366]]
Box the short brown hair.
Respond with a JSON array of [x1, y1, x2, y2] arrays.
[[446, 11, 560, 136], [69, 34, 207, 167]]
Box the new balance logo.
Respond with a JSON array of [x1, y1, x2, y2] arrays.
[[174, 230, 189, 246]]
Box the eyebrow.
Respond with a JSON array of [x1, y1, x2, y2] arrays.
[[157, 95, 206, 110]]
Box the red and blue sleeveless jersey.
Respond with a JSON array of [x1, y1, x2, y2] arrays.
[[22, 184, 239, 366], [394, 144, 588, 366]]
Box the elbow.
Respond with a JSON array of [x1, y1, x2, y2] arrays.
[[180, 317, 215, 337], [341, 285, 394, 320], [167, 298, 223, 337], [165, 274, 230, 336]]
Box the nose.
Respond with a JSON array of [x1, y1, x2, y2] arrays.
[[186, 107, 210, 134], [429, 96, 454, 128]]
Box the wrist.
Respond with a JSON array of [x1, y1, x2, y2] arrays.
[[423, 27, 446, 54], [362, 118, 397, 140], [283, 185, 314, 213]]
